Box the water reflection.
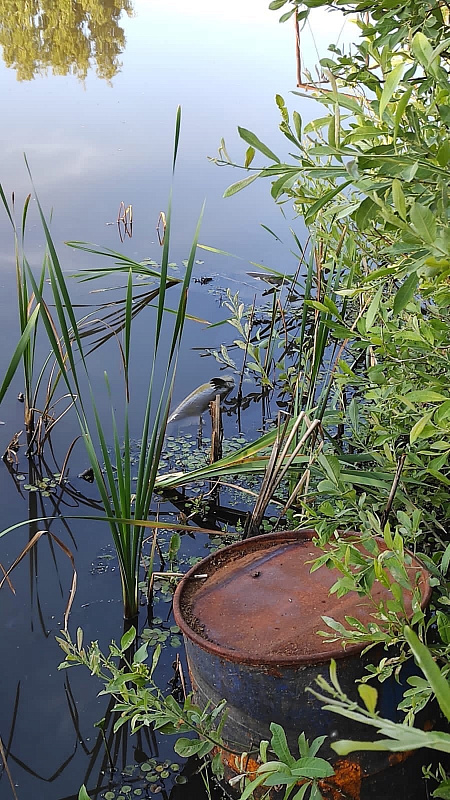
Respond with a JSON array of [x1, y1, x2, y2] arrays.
[[0, 0, 134, 81]]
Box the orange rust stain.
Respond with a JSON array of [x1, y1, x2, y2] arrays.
[[213, 747, 364, 800], [211, 747, 274, 800], [388, 750, 412, 766], [319, 759, 362, 800], [212, 745, 260, 775], [242, 756, 261, 774], [187, 665, 197, 691]]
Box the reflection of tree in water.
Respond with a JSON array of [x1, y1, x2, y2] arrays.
[[0, 0, 134, 81]]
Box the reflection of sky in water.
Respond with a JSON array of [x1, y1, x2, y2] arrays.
[[0, 3, 356, 392], [0, 0, 352, 256], [0, 0, 354, 444], [0, 6, 355, 798]]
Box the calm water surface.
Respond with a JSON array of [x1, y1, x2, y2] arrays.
[[0, 3, 346, 798]]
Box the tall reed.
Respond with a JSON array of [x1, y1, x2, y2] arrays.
[[0, 108, 204, 619]]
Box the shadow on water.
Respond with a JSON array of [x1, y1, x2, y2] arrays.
[[1, 659, 165, 800], [0, 428, 246, 799], [0, 608, 219, 800], [1, 445, 108, 633]]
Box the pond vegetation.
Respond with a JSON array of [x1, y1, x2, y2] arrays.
[[0, 0, 449, 798]]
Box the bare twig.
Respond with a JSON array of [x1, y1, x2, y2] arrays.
[[0, 561, 15, 595], [2, 431, 22, 465], [237, 296, 256, 432], [0, 735, 18, 800], [209, 394, 223, 464], [294, 9, 302, 85], [381, 454, 407, 528]]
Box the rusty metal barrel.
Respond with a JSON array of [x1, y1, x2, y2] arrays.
[[173, 530, 433, 799]]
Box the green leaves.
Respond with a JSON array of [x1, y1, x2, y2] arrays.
[[244, 146, 255, 167], [304, 180, 352, 224], [120, 626, 136, 652], [270, 722, 295, 767], [312, 661, 450, 762], [0, 305, 40, 405], [2, 111, 207, 621], [366, 285, 383, 330], [223, 171, 262, 197], [409, 412, 434, 445], [173, 737, 213, 758], [291, 757, 334, 779], [393, 272, 418, 315], [358, 684, 378, 714], [411, 32, 437, 73], [240, 723, 333, 800], [133, 642, 149, 664], [78, 787, 92, 800], [409, 203, 437, 244], [379, 63, 404, 119], [404, 627, 450, 722], [237, 127, 280, 163], [391, 179, 406, 221], [403, 390, 447, 403]]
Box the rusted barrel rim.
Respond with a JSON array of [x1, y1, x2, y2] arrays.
[[173, 529, 431, 668]]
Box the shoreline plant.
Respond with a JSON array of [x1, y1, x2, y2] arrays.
[[0, 108, 209, 620], [0, 0, 449, 797]]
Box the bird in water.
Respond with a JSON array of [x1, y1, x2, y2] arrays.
[[168, 376, 235, 424]]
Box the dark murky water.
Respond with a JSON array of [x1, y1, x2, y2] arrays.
[[0, 3, 350, 798]]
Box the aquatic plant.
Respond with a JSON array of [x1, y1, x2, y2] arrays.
[[57, 625, 228, 765], [236, 724, 333, 800], [239, 634, 450, 800], [310, 630, 450, 756], [0, 189, 45, 446], [61, 628, 338, 800], [0, 108, 209, 619]]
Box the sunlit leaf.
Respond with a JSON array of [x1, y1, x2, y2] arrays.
[[358, 684, 378, 714], [404, 628, 450, 721], [379, 63, 404, 119], [223, 172, 262, 197], [237, 127, 280, 163]]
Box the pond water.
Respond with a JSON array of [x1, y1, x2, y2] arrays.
[[0, 3, 352, 799]]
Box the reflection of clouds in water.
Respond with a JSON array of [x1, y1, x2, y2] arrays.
[[0, 1, 357, 288], [0, 138, 104, 192], [147, 0, 278, 25], [144, 0, 354, 54]]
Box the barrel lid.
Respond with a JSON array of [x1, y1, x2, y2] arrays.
[[173, 530, 430, 666]]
